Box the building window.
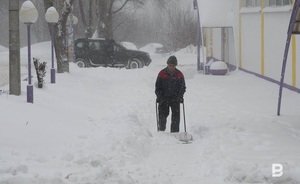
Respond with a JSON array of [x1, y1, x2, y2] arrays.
[[242, 0, 293, 7], [241, 0, 261, 7], [266, 0, 293, 7]]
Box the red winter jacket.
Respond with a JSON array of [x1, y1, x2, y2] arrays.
[[155, 67, 186, 100]]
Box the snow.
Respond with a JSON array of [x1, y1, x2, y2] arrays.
[[0, 42, 53, 87], [19, 0, 38, 24], [139, 43, 163, 54], [120, 42, 138, 50], [0, 45, 8, 52], [210, 61, 228, 70], [1, 42, 300, 183]]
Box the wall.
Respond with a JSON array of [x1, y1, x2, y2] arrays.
[[264, 10, 290, 82], [240, 11, 261, 73], [196, 0, 299, 90], [239, 5, 300, 89]]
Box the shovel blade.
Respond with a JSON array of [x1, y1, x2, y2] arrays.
[[175, 132, 193, 143]]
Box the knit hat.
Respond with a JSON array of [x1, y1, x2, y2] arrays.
[[167, 55, 177, 65]]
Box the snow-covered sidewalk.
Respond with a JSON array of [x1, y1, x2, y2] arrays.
[[1, 51, 300, 183]]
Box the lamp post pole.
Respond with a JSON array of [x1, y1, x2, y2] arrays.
[[45, 6, 59, 83], [26, 23, 33, 103], [50, 24, 55, 83], [194, 0, 201, 72], [20, 0, 38, 103]]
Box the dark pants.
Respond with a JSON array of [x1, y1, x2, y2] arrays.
[[158, 99, 180, 132]]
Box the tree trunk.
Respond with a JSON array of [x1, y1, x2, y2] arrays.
[[44, 0, 74, 73], [95, 0, 106, 38], [87, 0, 93, 38], [96, 0, 138, 39], [78, 0, 88, 37], [9, 0, 20, 95], [96, 0, 114, 39], [106, 7, 113, 39]]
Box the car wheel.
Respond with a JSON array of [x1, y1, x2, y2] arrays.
[[138, 59, 145, 68], [127, 58, 143, 69], [75, 58, 87, 68]]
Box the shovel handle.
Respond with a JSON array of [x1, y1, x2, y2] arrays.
[[182, 101, 187, 133], [156, 102, 160, 131]]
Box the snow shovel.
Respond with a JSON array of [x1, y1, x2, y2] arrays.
[[156, 100, 193, 143], [155, 101, 160, 131], [176, 101, 193, 143]]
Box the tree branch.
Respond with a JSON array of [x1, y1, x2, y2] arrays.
[[112, 0, 130, 14], [78, 0, 87, 27]]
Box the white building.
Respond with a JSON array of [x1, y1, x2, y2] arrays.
[[197, 0, 299, 91]]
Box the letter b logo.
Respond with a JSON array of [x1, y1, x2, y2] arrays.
[[272, 163, 283, 177]]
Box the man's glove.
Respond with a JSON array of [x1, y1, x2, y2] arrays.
[[156, 96, 161, 103], [178, 97, 184, 103]]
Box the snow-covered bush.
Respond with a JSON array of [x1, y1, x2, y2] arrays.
[[33, 58, 47, 88]]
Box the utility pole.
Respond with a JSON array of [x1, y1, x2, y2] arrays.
[[9, 0, 21, 95]]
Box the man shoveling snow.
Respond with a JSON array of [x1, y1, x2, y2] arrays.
[[155, 56, 192, 143]]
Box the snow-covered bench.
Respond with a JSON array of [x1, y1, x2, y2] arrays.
[[209, 61, 228, 75]]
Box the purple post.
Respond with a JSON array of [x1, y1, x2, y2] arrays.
[[27, 23, 33, 103], [50, 24, 56, 83], [194, 0, 201, 72], [27, 85, 33, 103], [277, 0, 300, 115]]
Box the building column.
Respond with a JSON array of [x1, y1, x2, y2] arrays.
[[292, 35, 297, 87], [260, 0, 265, 76]]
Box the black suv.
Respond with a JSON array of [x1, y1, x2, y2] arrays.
[[74, 38, 151, 69]]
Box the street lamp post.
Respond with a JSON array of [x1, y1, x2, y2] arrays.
[[194, 0, 206, 74], [20, 0, 38, 103], [193, 0, 201, 72], [45, 7, 59, 84]]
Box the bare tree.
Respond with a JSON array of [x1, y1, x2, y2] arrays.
[[165, 3, 197, 51], [95, 0, 145, 39], [44, 0, 75, 73], [113, 0, 196, 51], [78, 0, 87, 35], [31, 0, 49, 42], [1, 0, 10, 48]]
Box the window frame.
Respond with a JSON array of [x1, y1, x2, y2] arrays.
[[241, 0, 261, 8], [266, 0, 293, 7], [241, 0, 292, 8]]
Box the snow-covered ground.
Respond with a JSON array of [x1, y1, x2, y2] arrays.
[[0, 42, 300, 184], [0, 42, 52, 87], [0, 45, 8, 53]]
